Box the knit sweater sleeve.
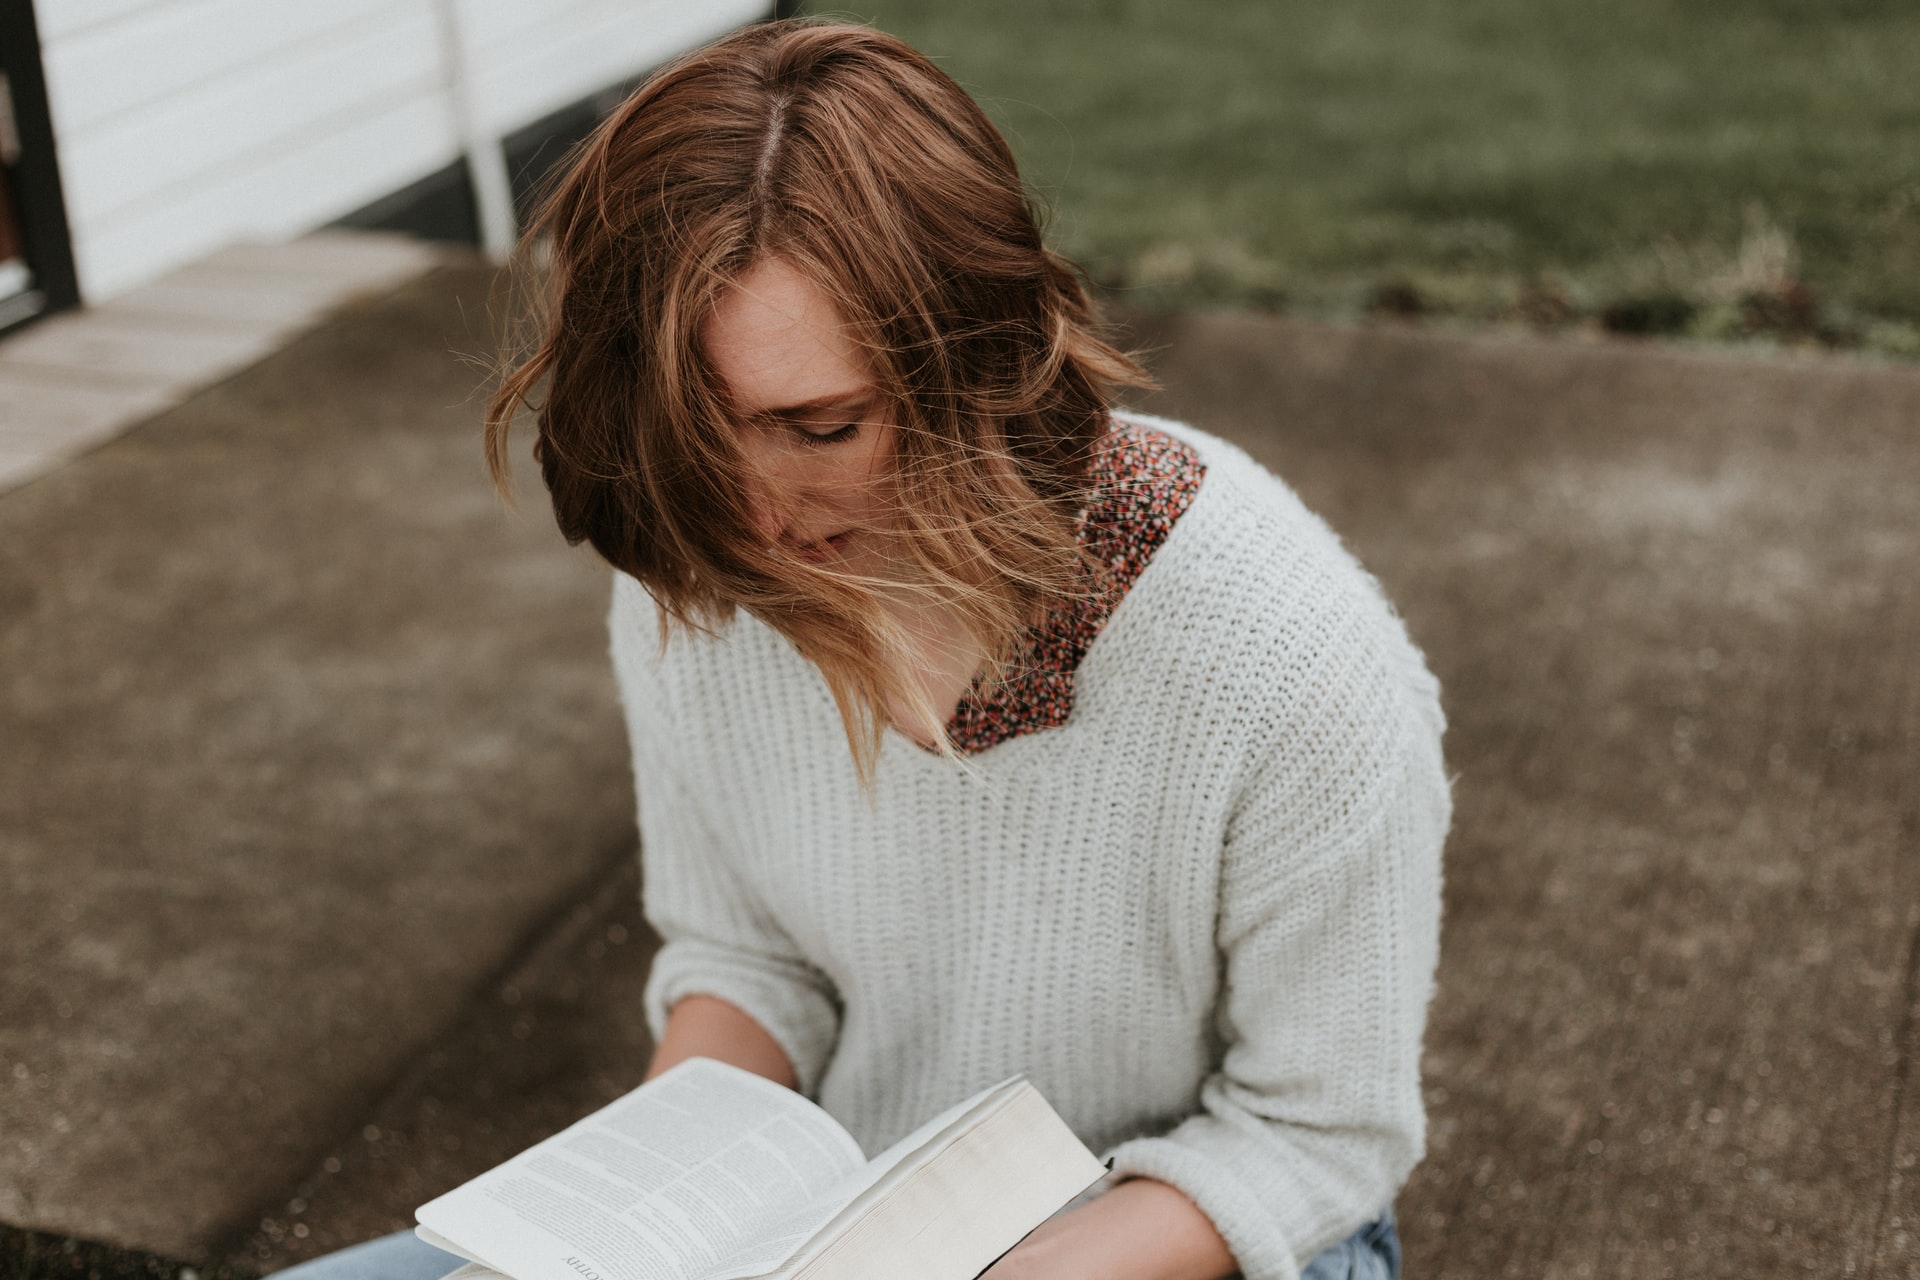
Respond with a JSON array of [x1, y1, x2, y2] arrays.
[[609, 576, 841, 1095], [1104, 572, 1450, 1280]]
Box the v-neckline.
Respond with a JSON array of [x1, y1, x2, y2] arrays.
[[905, 422, 1206, 756]]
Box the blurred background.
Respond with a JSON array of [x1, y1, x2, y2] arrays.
[[2, 3, 1916, 1280], [846, 0, 1920, 354], [4, 0, 1916, 352]]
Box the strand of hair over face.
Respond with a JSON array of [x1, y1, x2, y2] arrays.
[[486, 19, 1157, 781]]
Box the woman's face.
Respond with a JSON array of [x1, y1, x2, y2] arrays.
[[702, 256, 899, 576]]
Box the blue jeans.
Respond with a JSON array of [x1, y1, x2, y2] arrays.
[[270, 1205, 1400, 1280], [1300, 1206, 1401, 1280], [268, 1231, 461, 1280]]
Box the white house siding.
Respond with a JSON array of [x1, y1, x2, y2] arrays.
[[33, 0, 766, 302], [453, 0, 764, 137]]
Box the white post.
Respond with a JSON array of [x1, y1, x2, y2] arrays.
[[434, 0, 517, 261]]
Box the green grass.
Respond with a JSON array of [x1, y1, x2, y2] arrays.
[[817, 0, 1920, 355]]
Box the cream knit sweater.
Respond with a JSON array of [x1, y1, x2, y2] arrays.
[[610, 415, 1450, 1280]]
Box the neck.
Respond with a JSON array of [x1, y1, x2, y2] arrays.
[[880, 595, 988, 749]]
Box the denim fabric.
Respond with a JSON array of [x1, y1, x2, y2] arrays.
[[270, 1204, 1400, 1280], [1299, 1206, 1401, 1280], [267, 1230, 461, 1280]]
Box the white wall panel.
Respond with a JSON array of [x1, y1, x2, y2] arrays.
[[59, 9, 442, 231], [30, 0, 168, 42], [457, 0, 766, 133], [31, 0, 767, 301], [73, 92, 460, 300], [40, 0, 403, 137]]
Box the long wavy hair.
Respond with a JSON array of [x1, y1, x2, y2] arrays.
[[487, 18, 1151, 774]]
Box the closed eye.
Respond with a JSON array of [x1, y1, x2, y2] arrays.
[[796, 422, 860, 447]]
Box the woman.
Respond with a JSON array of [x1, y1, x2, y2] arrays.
[[285, 17, 1446, 1280]]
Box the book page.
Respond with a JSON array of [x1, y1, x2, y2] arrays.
[[417, 1059, 868, 1280], [767, 1078, 1028, 1279], [789, 1085, 1108, 1280], [439, 1265, 506, 1280], [856, 1078, 1024, 1186], [701, 1078, 1023, 1280]]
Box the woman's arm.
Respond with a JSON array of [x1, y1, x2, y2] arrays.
[[645, 994, 798, 1087], [986, 1179, 1237, 1280], [1090, 613, 1448, 1280], [613, 577, 842, 1092]]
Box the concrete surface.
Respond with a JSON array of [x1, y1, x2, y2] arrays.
[[1128, 312, 1920, 1279], [1, 261, 634, 1262], [0, 233, 441, 494], [2, 264, 1916, 1279], [225, 862, 656, 1272]]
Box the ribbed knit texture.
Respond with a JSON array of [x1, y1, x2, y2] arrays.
[[611, 415, 1450, 1280]]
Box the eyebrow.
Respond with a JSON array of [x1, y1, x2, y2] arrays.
[[750, 389, 874, 422]]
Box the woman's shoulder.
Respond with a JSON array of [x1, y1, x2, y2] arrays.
[[1117, 410, 1391, 621], [1110, 411, 1441, 731], [1114, 410, 1328, 540], [608, 573, 804, 725]]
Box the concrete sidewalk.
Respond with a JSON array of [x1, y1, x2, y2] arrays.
[[0, 233, 443, 494], [1129, 313, 1919, 1278], [2, 259, 641, 1269], [1, 263, 1915, 1279]]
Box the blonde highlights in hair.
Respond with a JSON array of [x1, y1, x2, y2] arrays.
[[486, 19, 1151, 775]]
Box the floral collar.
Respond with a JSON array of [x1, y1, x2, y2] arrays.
[[945, 422, 1205, 754]]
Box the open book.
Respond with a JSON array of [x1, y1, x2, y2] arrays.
[[416, 1058, 1108, 1280]]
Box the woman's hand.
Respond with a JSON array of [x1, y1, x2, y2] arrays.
[[983, 1177, 1238, 1280]]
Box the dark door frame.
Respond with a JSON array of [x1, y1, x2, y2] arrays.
[[1, 0, 80, 332]]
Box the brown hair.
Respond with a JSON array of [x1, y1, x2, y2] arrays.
[[487, 18, 1150, 773]]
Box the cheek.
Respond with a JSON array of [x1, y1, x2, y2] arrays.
[[856, 422, 898, 480], [849, 430, 899, 511]]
